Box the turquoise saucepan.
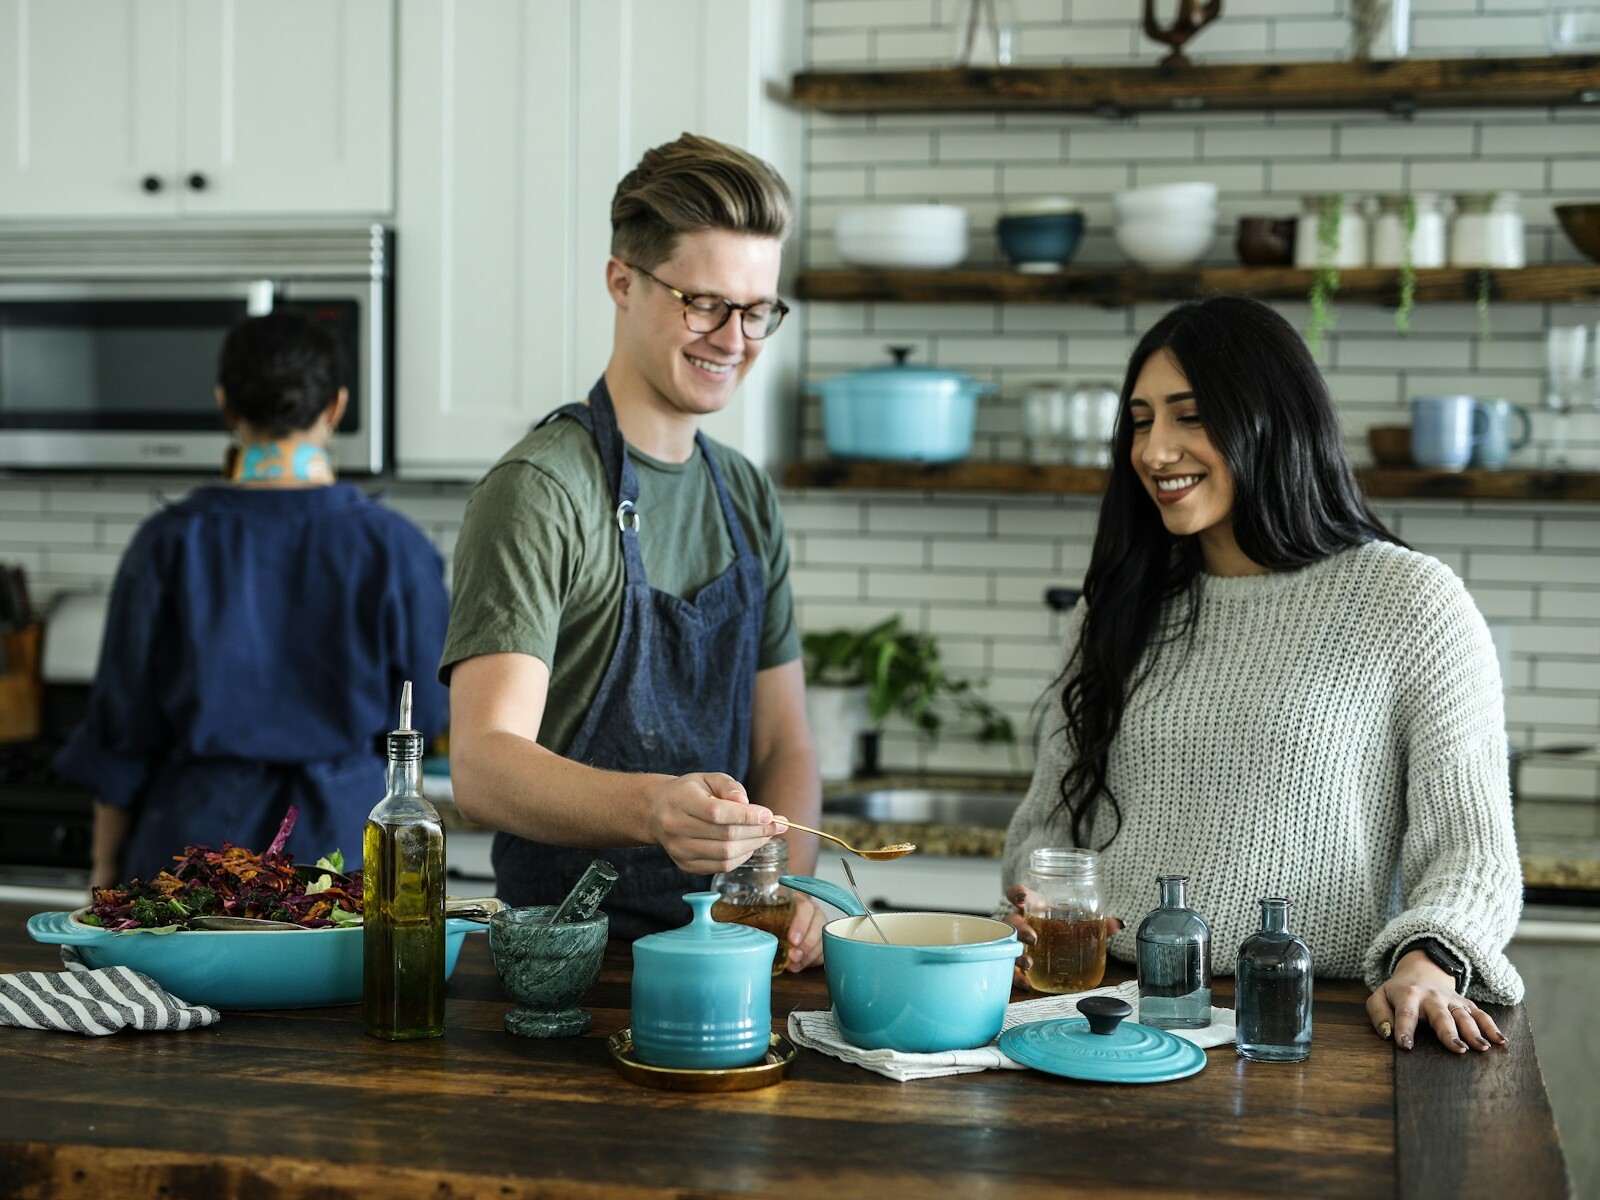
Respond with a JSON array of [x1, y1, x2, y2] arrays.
[[780, 874, 1021, 1053], [27, 909, 486, 1010]]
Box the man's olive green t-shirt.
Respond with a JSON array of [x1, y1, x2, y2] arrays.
[[440, 415, 800, 755]]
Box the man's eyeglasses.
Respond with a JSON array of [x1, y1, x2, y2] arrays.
[[627, 263, 789, 339]]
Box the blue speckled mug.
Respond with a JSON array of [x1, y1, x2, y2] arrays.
[[629, 892, 776, 1069]]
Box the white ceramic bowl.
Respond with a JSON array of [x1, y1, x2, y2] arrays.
[[1113, 181, 1220, 221], [835, 204, 969, 269], [1114, 216, 1216, 268]]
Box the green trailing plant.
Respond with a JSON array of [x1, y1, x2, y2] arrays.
[[1476, 268, 1493, 341], [801, 615, 1014, 746], [1306, 192, 1343, 355], [1395, 193, 1417, 335]]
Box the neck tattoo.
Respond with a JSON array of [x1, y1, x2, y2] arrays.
[[232, 440, 334, 484]]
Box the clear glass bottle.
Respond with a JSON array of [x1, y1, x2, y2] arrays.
[[1022, 847, 1106, 994], [1135, 874, 1212, 1029], [711, 840, 794, 977], [1235, 897, 1314, 1063], [362, 681, 447, 1040]]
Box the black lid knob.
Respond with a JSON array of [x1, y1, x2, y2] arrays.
[[141, 175, 163, 194], [187, 172, 208, 191], [1078, 995, 1133, 1036], [887, 345, 913, 366]]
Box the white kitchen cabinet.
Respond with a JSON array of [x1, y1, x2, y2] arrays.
[[394, 0, 803, 480], [0, 0, 393, 218]]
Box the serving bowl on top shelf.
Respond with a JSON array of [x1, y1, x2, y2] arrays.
[[834, 204, 969, 269], [27, 908, 486, 1009]]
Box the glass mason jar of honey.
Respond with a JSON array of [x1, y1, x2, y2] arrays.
[[1022, 847, 1106, 994], [710, 840, 794, 976]]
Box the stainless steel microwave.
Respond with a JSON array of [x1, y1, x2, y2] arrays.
[[0, 225, 390, 474]]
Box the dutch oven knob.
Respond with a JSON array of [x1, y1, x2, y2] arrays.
[[141, 175, 163, 194], [1078, 995, 1133, 1036], [887, 345, 913, 366], [187, 172, 209, 192]]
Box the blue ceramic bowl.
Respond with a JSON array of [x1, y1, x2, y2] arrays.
[[630, 892, 777, 1069], [27, 909, 484, 1009], [781, 875, 1021, 1053], [997, 212, 1085, 271]]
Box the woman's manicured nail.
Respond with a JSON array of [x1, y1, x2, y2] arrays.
[[1378, 1021, 1392, 1040], [1398, 1033, 1413, 1050], [1453, 1038, 1467, 1051]]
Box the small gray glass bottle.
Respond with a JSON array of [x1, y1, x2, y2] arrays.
[[1235, 897, 1314, 1062], [1135, 874, 1212, 1029]]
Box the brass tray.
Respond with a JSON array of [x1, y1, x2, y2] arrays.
[[606, 1029, 795, 1092]]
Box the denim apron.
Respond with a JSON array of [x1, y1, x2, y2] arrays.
[[490, 376, 765, 940]]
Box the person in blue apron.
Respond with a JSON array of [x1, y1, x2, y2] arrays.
[[56, 310, 450, 885], [442, 133, 824, 963]]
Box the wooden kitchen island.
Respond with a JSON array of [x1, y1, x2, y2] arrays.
[[0, 903, 1571, 1199]]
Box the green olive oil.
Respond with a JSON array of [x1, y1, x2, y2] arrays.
[[362, 682, 447, 1040]]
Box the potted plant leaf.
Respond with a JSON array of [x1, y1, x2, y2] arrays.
[[801, 614, 1015, 781]]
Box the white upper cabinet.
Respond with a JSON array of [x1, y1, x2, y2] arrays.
[[0, 0, 394, 218], [394, 0, 803, 480]]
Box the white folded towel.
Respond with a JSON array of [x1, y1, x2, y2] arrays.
[[787, 979, 1236, 1082], [0, 949, 221, 1037]]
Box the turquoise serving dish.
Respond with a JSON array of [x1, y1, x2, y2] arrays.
[[781, 874, 1022, 1053], [27, 909, 485, 1010]]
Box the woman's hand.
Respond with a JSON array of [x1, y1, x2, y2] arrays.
[[1002, 884, 1123, 991], [1365, 948, 1506, 1052], [781, 894, 825, 972]]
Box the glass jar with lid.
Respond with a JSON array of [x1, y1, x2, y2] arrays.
[[1021, 847, 1106, 994], [711, 840, 794, 977]]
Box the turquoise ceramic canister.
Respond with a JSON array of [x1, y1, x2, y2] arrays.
[[629, 892, 777, 1069]]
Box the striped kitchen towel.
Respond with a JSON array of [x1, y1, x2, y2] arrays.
[[0, 948, 220, 1036]]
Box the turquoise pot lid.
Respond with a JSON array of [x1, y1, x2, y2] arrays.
[[998, 997, 1207, 1084]]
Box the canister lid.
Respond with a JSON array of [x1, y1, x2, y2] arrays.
[[634, 892, 777, 957]]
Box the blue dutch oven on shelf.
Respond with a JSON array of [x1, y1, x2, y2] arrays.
[[813, 346, 991, 463]]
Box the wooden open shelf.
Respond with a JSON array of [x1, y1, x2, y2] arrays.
[[791, 55, 1600, 115], [796, 265, 1600, 307], [783, 461, 1600, 503]]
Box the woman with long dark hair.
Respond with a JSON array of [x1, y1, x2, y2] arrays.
[[1001, 295, 1522, 1054]]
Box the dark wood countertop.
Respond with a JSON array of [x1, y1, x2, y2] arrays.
[[0, 902, 1571, 1199]]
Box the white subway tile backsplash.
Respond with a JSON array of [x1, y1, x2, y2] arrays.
[[865, 569, 992, 603], [802, 534, 929, 569], [1535, 591, 1600, 621], [1065, 126, 1200, 162], [810, 0, 937, 30], [1412, 14, 1546, 48], [1474, 553, 1600, 587], [939, 129, 1065, 162], [1336, 124, 1476, 159]]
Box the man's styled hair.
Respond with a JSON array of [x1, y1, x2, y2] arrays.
[[610, 132, 793, 268]]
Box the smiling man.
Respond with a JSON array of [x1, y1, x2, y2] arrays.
[[439, 134, 823, 960]]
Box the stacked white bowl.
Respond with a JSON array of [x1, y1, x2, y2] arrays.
[[834, 204, 969, 269], [1112, 182, 1219, 268]]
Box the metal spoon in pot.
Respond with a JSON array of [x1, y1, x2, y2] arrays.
[[839, 857, 892, 944], [771, 816, 916, 861]]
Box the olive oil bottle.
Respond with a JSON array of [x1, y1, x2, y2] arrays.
[[363, 681, 447, 1040]]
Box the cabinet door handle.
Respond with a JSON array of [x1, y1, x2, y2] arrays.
[[141, 175, 164, 194], [187, 172, 209, 192]]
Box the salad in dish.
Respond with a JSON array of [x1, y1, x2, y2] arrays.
[[83, 807, 363, 932]]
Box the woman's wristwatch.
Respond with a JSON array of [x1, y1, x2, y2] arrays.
[[1398, 937, 1468, 995]]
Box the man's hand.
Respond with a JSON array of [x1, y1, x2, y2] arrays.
[[646, 772, 780, 875]]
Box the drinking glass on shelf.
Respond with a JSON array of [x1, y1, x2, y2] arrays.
[[1545, 325, 1588, 411]]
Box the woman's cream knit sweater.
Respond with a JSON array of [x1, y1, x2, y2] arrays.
[[1002, 540, 1525, 1003]]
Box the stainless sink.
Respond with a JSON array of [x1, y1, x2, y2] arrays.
[[821, 788, 1023, 830]]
